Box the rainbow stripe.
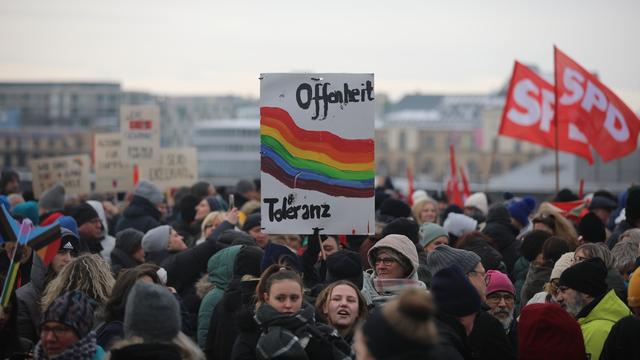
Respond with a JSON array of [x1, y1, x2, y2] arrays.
[[260, 107, 374, 198]]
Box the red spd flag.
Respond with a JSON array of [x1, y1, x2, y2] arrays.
[[500, 61, 593, 163], [555, 47, 640, 162]]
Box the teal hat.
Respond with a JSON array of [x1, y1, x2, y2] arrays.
[[12, 201, 39, 225], [418, 223, 448, 248]]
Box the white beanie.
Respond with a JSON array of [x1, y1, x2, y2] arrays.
[[550, 252, 575, 280], [412, 190, 429, 205], [443, 213, 477, 237], [464, 192, 488, 216]]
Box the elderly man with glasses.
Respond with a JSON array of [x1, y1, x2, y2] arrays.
[[485, 270, 518, 351]]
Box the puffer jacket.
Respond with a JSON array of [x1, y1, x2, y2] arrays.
[[16, 254, 48, 342], [577, 289, 631, 360], [115, 196, 162, 234], [197, 245, 242, 348]]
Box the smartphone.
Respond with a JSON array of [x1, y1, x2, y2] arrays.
[[229, 194, 235, 209]]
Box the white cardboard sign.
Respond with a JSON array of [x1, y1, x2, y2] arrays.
[[120, 105, 161, 164], [30, 154, 91, 198], [138, 147, 199, 189], [94, 132, 134, 193]]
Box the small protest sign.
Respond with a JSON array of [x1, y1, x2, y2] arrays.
[[120, 105, 161, 163], [94, 132, 134, 193], [138, 148, 198, 189], [30, 154, 91, 198]]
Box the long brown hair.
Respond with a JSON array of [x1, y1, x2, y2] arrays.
[[315, 280, 368, 336], [255, 264, 303, 309]]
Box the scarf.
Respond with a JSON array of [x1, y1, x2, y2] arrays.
[[254, 303, 351, 360], [361, 270, 426, 307], [34, 331, 97, 360]]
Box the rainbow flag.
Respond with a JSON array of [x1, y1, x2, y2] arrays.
[[260, 107, 374, 198]]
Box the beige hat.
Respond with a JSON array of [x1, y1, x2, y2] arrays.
[[550, 252, 574, 280]]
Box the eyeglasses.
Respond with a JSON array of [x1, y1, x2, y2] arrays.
[[486, 293, 515, 304], [374, 257, 397, 266], [467, 269, 486, 280], [574, 255, 589, 263], [41, 324, 73, 337]]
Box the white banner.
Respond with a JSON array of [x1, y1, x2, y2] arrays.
[[138, 148, 199, 189], [30, 154, 91, 198], [94, 132, 134, 193], [120, 105, 161, 164], [260, 73, 375, 235]]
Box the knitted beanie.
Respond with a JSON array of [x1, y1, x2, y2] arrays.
[[411, 190, 429, 204], [550, 252, 574, 280], [59, 228, 80, 254], [578, 212, 606, 243], [379, 198, 412, 219], [115, 228, 144, 255], [12, 201, 39, 225], [242, 213, 261, 232], [124, 282, 180, 342], [381, 218, 420, 244], [260, 242, 301, 273], [443, 213, 477, 237], [39, 183, 65, 212], [628, 269, 640, 307], [485, 270, 515, 296], [326, 250, 363, 288], [464, 192, 489, 216], [430, 266, 481, 317], [507, 196, 536, 227], [418, 223, 448, 248], [589, 196, 617, 211], [42, 291, 96, 338], [133, 180, 163, 205], [426, 245, 480, 275], [68, 203, 100, 227], [559, 257, 608, 297], [141, 225, 171, 252], [625, 186, 640, 222], [58, 216, 79, 239]]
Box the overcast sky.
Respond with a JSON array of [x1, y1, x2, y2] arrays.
[[1, 0, 639, 109]]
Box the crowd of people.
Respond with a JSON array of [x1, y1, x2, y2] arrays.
[[1, 167, 640, 360]]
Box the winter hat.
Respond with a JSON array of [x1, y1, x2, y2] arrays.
[[205, 195, 226, 212], [217, 229, 255, 247], [577, 212, 606, 243], [485, 270, 515, 296], [627, 269, 640, 307], [260, 242, 302, 273], [378, 198, 412, 219], [559, 257, 608, 297], [368, 234, 419, 278], [507, 196, 536, 227], [464, 192, 488, 216], [411, 190, 429, 204], [589, 196, 617, 211], [68, 202, 100, 227], [625, 186, 640, 222], [124, 282, 180, 342], [426, 245, 480, 275], [42, 291, 96, 338], [39, 183, 65, 212], [233, 245, 264, 278], [554, 188, 579, 202], [430, 266, 482, 317], [115, 228, 144, 255], [235, 179, 256, 194], [12, 201, 39, 225], [418, 223, 448, 248], [141, 225, 171, 252], [518, 303, 586, 360], [443, 213, 477, 237], [242, 213, 261, 232], [381, 218, 420, 244], [57, 216, 79, 239], [462, 239, 503, 271], [133, 180, 163, 205], [550, 252, 575, 280], [326, 250, 363, 288], [362, 288, 438, 359], [59, 228, 80, 254], [190, 181, 212, 200]]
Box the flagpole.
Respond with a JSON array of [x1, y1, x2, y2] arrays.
[[553, 46, 560, 194]]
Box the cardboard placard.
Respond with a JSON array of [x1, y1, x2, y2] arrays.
[[138, 148, 198, 189], [94, 132, 134, 193], [30, 154, 91, 198], [120, 105, 161, 164]]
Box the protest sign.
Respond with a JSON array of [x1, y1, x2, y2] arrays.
[[138, 148, 198, 189], [260, 73, 375, 235], [120, 105, 161, 163], [94, 132, 134, 193], [30, 154, 91, 198]]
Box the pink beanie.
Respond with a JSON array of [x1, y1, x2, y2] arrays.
[[486, 270, 515, 295]]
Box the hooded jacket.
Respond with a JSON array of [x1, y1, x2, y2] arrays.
[[16, 255, 48, 342], [577, 289, 631, 360], [87, 200, 115, 263], [482, 204, 519, 273], [197, 245, 242, 348], [115, 195, 162, 234]]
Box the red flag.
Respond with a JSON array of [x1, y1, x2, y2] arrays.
[[500, 61, 593, 163], [459, 166, 471, 199], [555, 47, 640, 162], [446, 145, 463, 207]]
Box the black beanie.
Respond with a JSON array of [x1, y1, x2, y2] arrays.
[[115, 228, 144, 255], [68, 203, 100, 227], [378, 198, 411, 219], [381, 218, 420, 244], [559, 257, 608, 297], [554, 188, 579, 202], [179, 194, 199, 223], [242, 213, 261, 232], [233, 245, 264, 278], [430, 266, 481, 317], [326, 250, 363, 288], [578, 212, 606, 243], [626, 186, 640, 222]]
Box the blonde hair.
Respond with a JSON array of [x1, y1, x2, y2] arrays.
[[41, 254, 115, 312], [201, 211, 224, 234], [532, 203, 578, 250], [411, 197, 438, 225]]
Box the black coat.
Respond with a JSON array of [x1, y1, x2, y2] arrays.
[[434, 312, 472, 360], [115, 196, 162, 234], [110, 343, 183, 360], [482, 204, 519, 273], [468, 310, 515, 360]]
